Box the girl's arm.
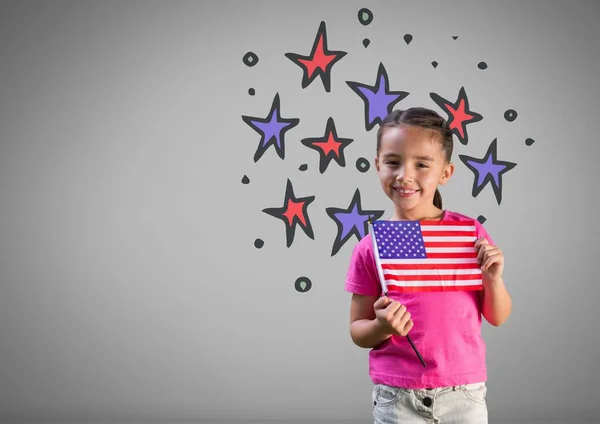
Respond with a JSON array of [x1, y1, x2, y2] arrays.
[[350, 294, 390, 348], [475, 237, 512, 326], [480, 278, 512, 326]]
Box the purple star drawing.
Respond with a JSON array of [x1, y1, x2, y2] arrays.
[[326, 189, 385, 256], [242, 93, 300, 162], [346, 63, 409, 131], [459, 139, 517, 205]]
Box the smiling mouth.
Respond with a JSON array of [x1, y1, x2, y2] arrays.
[[394, 188, 419, 197]]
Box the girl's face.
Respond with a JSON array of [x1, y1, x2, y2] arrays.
[[375, 124, 454, 220]]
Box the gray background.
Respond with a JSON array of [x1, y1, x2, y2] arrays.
[[1, 0, 599, 423]]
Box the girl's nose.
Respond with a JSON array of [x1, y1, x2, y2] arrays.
[[396, 166, 414, 182]]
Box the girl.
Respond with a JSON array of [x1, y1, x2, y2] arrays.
[[345, 108, 512, 423]]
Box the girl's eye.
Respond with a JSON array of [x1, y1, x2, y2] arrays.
[[417, 163, 429, 168], [386, 161, 399, 166]]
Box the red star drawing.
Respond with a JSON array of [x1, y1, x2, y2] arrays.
[[430, 87, 483, 145], [301, 117, 354, 173], [263, 179, 315, 248], [285, 21, 347, 92]]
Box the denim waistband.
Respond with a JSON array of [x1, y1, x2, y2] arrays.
[[424, 382, 485, 392]]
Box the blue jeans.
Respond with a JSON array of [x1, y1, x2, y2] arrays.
[[372, 382, 488, 423]]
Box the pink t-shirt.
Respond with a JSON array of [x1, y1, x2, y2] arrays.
[[345, 210, 494, 389]]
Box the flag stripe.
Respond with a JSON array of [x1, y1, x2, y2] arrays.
[[425, 252, 477, 259], [381, 259, 479, 266], [385, 273, 482, 281], [419, 221, 475, 227], [384, 268, 482, 276], [381, 262, 479, 270], [421, 236, 476, 242], [420, 226, 476, 233], [426, 247, 477, 253], [423, 241, 475, 248], [387, 279, 483, 287], [387, 285, 483, 293]]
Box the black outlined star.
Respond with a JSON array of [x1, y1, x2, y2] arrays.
[[301, 117, 354, 173], [430, 86, 483, 145], [459, 139, 517, 205], [346, 63, 410, 131], [326, 189, 385, 256], [242, 93, 300, 162], [263, 179, 315, 247], [285, 21, 347, 93]]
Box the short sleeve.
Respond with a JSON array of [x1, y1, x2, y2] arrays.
[[344, 236, 382, 296], [474, 220, 495, 246]]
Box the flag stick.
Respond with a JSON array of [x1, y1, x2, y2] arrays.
[[368, 217, 427, 368]]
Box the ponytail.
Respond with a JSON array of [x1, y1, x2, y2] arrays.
[[433, 189, 443, 209]]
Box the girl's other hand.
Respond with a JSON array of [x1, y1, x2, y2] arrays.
[[475, 237, 504, 283]]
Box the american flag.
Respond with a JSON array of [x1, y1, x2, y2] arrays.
[[370, 220, 482, 292]]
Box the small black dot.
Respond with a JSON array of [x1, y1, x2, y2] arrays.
[[241, 175, 250, 184], [477, 215, 487, 224], [452, 36, 459, 40], [404, 34, 413, 45], [254, 238, 264, 249], [478, 61, 488, 70], [248, 88, 255, 96], [362, 38, 370, 48], [431, 61, 438, 68], [243, 52, 259, 67], [525, 138, 535, 146], [504, 109, 518, 122], [356, 157, 370, 173], [299, 164, 308, 171], [295, 276, 312, 292]]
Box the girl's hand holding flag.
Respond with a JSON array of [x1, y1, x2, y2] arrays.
[[373, 296, 414, 338], [474, 237, 504, 285]]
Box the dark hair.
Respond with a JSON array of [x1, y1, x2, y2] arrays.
[[376, 107, 453, 209]]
